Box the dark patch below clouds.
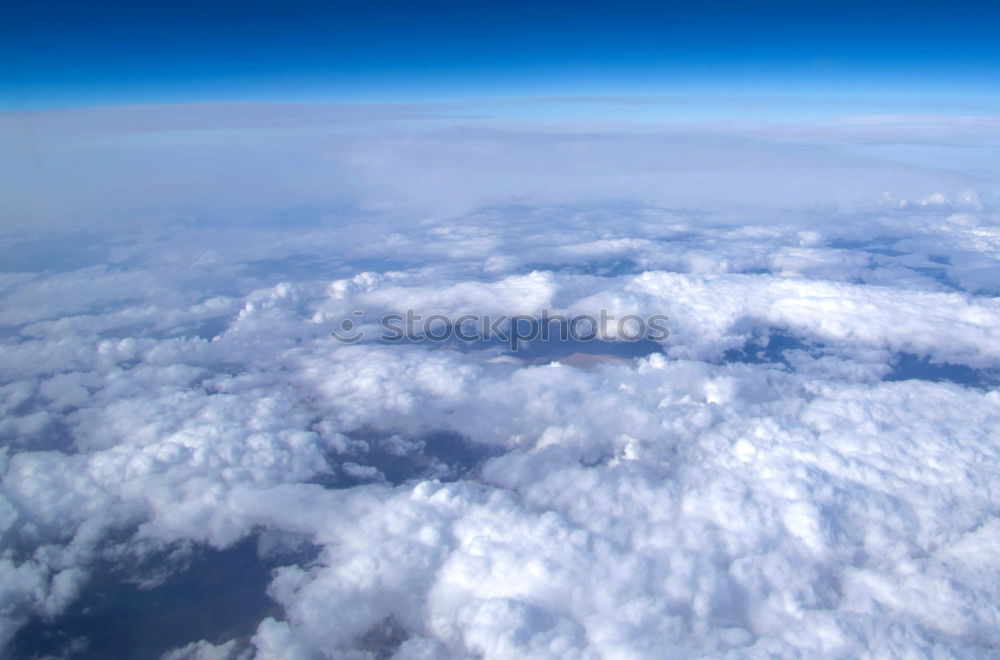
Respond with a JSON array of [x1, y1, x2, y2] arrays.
[[10, 534, 315, 660], [886, 352, 1000, 389], [320, 429, 506, 488]]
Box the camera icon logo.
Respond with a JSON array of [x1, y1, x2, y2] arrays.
[[330, 311, 365, 344]]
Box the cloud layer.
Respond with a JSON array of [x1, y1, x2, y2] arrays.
[[2, 107, 1000, 658]]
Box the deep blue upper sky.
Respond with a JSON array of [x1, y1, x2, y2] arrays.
[[3, 0, 1000, 110]]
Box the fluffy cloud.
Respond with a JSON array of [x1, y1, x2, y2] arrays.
[[1, 106, 1000, 658]]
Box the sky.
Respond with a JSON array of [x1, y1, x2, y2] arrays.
[[3, 0, 1000, 112]]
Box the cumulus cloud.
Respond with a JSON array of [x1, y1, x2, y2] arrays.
[[1, 104, 1000, 657]]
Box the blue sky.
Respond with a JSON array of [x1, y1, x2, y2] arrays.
[[3, 0, 1000, 112]]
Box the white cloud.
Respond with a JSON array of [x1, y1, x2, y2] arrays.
[[1, 106, 1000, 657]]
